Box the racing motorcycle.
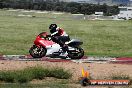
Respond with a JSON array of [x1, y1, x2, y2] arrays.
[[29, 32, 84, 59]]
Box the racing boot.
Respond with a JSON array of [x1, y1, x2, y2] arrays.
[[62, 44, 68, 52]]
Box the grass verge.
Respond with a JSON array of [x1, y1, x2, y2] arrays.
[[0, 66, 72, 83], [0, 10, 132, 57]]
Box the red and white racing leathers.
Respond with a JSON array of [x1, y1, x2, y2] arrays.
[[51, 27, 68, 37]]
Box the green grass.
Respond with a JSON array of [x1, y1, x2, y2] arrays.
[[0, 66, 72, 83], [0, 10, 132, 57]]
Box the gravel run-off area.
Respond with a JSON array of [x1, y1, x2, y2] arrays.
[[0, 60, 132, 81]]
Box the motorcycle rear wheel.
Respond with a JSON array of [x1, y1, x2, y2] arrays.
[[29, 45, 46, 58], [68, 47, 84, 59]]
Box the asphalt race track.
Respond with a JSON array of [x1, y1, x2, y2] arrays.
[[0, 55, 132, 64]]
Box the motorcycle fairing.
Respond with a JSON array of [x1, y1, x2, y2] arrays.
[[45, 43, 61, 55], [34, 36, 55, 47], [66, 39, 83, 47]]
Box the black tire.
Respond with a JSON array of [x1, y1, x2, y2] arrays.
[[68, 47, 84, 59], [29, 45, 46, 58]]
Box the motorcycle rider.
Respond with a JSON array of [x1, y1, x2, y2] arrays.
[[47, 24, 70, 52]]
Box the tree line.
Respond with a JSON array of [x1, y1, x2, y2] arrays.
[[0, 0, 119, 15]]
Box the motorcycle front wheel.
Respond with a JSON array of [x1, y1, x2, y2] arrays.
[[29, 45, 46, 58], [68, 47, 84, 59]]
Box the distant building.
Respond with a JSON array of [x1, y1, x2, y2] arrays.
[[77, 0, 92, 3], [95, 12, 104, 16], [59, 0, 71, 2], [118, 6, 132, 20], [130, 0, 132, 6], [77, 1, 87, 3]]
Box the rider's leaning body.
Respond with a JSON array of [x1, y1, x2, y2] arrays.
[[48, 24, 70, 51]]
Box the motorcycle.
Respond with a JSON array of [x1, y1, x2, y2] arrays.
[[29, 32, 84, 59]]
